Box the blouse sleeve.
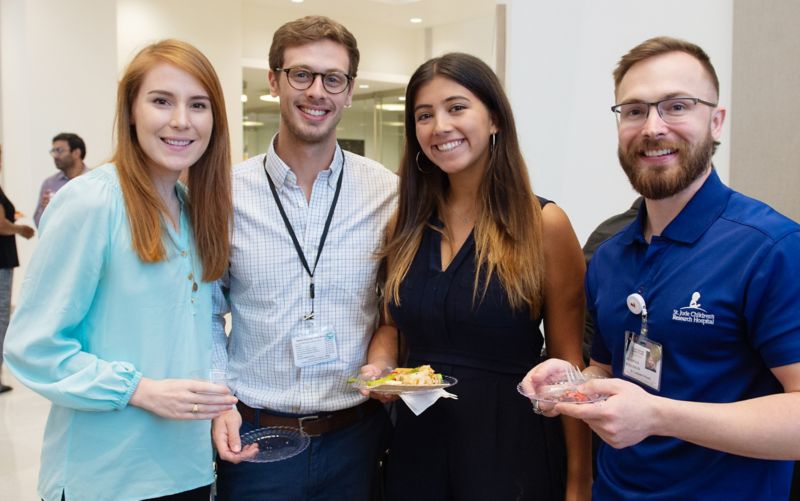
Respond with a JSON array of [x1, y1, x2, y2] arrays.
[[3, 172, 142, 411]]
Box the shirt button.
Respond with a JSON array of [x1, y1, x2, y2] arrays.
[[181, 251, 188, 257]]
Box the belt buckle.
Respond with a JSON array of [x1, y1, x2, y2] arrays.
[[297, 415, 320, 437]]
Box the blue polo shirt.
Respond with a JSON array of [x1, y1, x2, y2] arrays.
[[588, 169, 800, 500]]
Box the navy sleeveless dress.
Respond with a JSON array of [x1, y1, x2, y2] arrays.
[[385, 198, 567, 501]]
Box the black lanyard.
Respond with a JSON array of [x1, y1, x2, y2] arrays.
[[264, 155, 344, 320]]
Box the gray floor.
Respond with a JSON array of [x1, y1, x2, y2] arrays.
[[0, 367, 48, 501]]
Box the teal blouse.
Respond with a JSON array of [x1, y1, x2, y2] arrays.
[[4, 164, 214, 501]]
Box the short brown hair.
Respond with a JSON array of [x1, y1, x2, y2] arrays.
[[268, 16, 360, 77], [613, 36, 719, 97]]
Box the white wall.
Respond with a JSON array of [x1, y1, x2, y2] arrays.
[[505, 0, 733, 244], [430, 13, 497, 67]]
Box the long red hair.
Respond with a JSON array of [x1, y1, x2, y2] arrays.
[[112, 39, 231, 281]]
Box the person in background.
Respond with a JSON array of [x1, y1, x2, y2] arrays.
[[3, 39, 236, 501], [211, 16, 397, 501], [34, 132, 88, 227], [524, 36, 800, 500], [0, 144, 35, 394], [581, 197, 642, 363], [363, 52, 591, 501]]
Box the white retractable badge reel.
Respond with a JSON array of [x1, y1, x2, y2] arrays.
[[623, 293, 663, 391]]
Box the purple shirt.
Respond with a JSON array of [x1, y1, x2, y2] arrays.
[[33, 165, 88, 227]]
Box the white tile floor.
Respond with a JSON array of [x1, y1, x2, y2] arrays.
[[0, 367, 49, 501]]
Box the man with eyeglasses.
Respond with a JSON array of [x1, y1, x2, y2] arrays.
[[524, 37, 800, 499], [34, 132, 88, 227], [211, 15, 397, 501]]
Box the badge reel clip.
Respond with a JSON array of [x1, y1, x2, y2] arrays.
[[626, 293, 648, 337], [624, 292, 663, 391]]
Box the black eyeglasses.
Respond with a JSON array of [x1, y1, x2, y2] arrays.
[[275, 67, 353, 94], [611, 97, 717, 127]]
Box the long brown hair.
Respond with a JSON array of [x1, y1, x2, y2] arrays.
[[112, 39, 231, 281], [383, 53, 544, 314]]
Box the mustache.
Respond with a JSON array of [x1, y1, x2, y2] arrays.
[[633, 138, 683, 151]]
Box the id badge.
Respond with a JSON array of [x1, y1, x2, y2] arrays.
[[291, 321, 338, 368], [623, 330, 663, 391]]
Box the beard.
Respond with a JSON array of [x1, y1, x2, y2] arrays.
[[618, 132, 714, 200], [55, 155, 74, 172], [279, 101, 342, 146]]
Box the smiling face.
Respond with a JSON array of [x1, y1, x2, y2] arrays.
[[615, 51, 725, 200], [268, 39, 353, 147], [413, 76, 497, 178], [131, 62, 213, 181]]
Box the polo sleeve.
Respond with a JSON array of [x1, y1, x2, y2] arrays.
[[3, 173, 142, 411], [745, 231, 800, 368]]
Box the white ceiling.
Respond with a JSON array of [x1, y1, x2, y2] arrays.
[[244, 0, 496, 29]]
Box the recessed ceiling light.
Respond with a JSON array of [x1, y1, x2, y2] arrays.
[[241, 94, 248, 103], [291, 0, 304, 3], [359, 84, 370, 89], [398, 96, 406, 101], [410, 17, 422, 24], [260, 94, 280, 102]]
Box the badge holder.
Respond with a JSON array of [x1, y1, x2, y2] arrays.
[[291, 319, 338, 368], [622, 293, 663, 391]]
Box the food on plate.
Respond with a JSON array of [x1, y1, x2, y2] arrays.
[[358, 365, 443, 388], [559, 389, 590, 403], [535, 383, 597, 403]]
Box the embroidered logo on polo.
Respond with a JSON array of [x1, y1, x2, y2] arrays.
[[671, 291, 716, 326]]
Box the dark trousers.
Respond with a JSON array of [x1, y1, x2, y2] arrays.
[[216, 407, 390, 501]]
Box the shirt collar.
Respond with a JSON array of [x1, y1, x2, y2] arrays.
[[264, 134, 344, 191], [620, 168, 732, 246]]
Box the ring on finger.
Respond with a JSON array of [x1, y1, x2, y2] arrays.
[[532, 400, 544, 415], [192, 403, 199, 414]]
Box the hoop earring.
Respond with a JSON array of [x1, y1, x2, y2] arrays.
[[416, 151, 431, 174], [490, 132, 496, 153]]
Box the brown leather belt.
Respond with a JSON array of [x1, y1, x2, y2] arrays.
[[236, 399, 382, 437]]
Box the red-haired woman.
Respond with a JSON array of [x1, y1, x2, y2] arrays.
[[4, 40, 235, 501]]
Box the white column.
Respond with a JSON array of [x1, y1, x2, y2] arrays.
[[0, 0, 118, 300]]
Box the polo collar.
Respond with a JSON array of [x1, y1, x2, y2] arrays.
[[620, 168, 732, 246]]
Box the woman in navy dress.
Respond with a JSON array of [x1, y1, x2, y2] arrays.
[[361, 53, 591, 500]]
